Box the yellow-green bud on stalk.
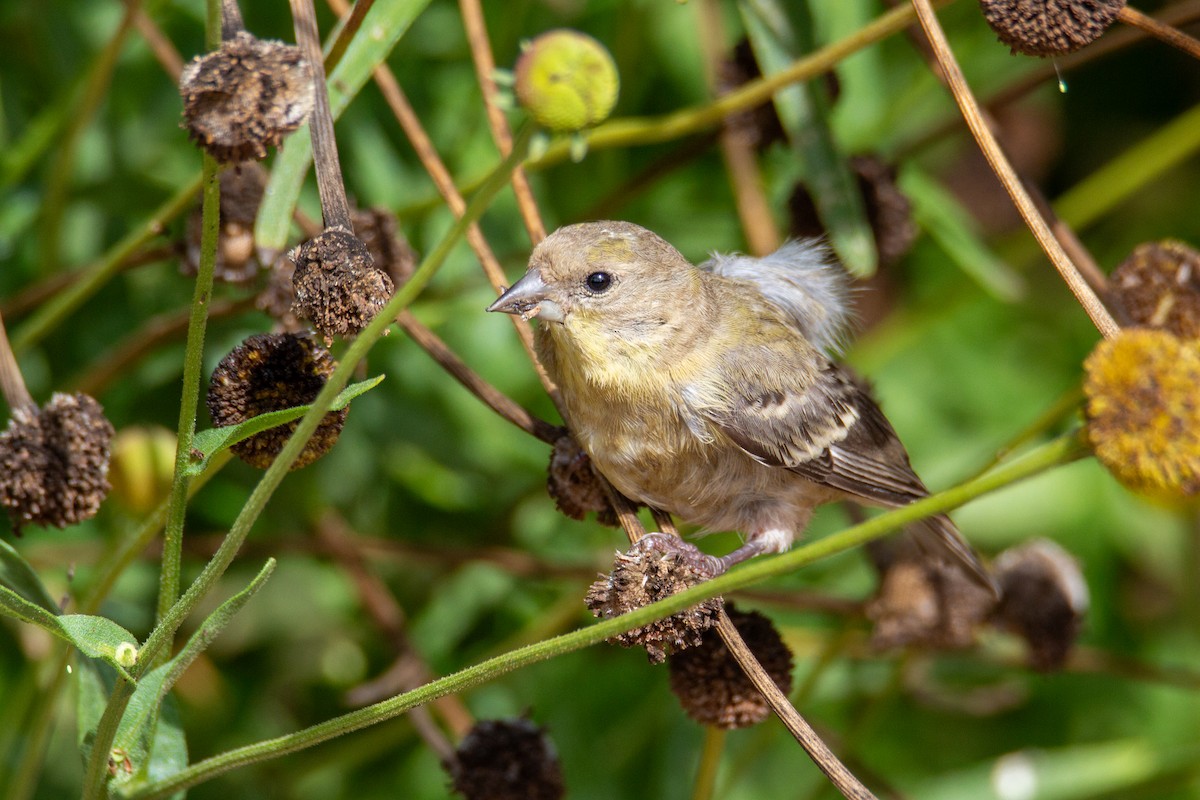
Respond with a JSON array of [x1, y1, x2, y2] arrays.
[[514, 30, 619, 133]]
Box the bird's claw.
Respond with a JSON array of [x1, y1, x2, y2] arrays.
[[635, 533, 726, 578]]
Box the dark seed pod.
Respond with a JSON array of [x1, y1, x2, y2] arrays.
[[1109, 240, 1200, 338], [179, 31, 314, 163], [206, 333, 345, 470], [585, 536, 723, 664], [290, 228, 395, 342], [979, 0, 1125, 57], [992, 539, 1088, 671], [546, 433, 615, 525], [0, 393, 114, 534], [668, 606, 793, 729], [182, 165, 266, 283], [351, 207, 417, 289], [448, 718, 564, 800], [866, 536, 998, 650]]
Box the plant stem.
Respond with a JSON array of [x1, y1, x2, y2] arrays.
[[127, 430, 1084, 798], [0, 308, 34, 412], [909, 0, 1120, 339], [79, 677, 136, 800], [135, 124, 536, 672], [154, 153, 221, 640], [1118, 5, 1200, 60], [692, 726, 726, 800]]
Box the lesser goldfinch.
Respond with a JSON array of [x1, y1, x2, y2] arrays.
[[489, 221, 990, 588]]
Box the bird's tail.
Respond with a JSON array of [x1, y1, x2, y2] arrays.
[[910, 514, 998, 597]]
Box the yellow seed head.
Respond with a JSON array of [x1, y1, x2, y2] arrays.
[[1084, 329, 1200, 498], [514, 29, 619, 132]]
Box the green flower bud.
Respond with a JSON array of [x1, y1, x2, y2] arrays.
[[514, 30, 618, 133]]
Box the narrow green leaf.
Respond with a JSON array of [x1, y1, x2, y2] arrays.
[[0, 585, 138, 682], [0, 538, 60, 613], [185, 375, 384, 476], [901, 165, 1025, 301], [740, 0, 877, 276], [255, 0, 433, 255]]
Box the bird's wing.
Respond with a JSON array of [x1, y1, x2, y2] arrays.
[[687, 354, 995, 592], [693, 355, 929, 505]]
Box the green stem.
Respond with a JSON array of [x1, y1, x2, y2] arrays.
[[128, 430, 1084, 798], [135, 124, 536, 672], [79, 677, 136, 800], [155, 154, 221, 640], [12, 173, 203, 354]]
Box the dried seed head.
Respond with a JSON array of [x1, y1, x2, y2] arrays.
[[716, 40, 786, 151], [993, 539, 1088, 670], [546, 434, 615, 525], [257, 254, 302, 333], [290, 228, 395, 342], [1109, 240, 1200, 337], [1084, 328, 1200, 498], [584, 536, 723, 664], [183, 166, 267, 283], [979, 0, 1125, 57], [668, 606, 793, 729], [790, 155, 916, 268], [0, 393, 114, 534], [514, 29, 619, 132], [206, 333, 345, 470], [179, 31, 314, 163], [448, 718, 564, 800], [350, 207, 417, 288], [866, 537, 998, 650]]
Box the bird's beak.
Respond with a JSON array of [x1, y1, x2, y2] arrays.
[[487, 269, 564, 323]]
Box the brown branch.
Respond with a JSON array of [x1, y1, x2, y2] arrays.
[[714, 612, 878, 800], [893, 0, 1109, 293], [909, 0, 1120, 338], [1119, 4, 1200, 60], [697, 0, 780, 256], [220, 0, 245, 40], [0, 308, 35, 412], [325, 0, 375, 72], [291, 0, 353, 231], [396, 310, 563, 445], [133, 7, 184, 79], [458, 0, 547, 245]]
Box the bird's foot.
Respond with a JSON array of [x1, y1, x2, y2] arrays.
[[635, 534, 769, 578]]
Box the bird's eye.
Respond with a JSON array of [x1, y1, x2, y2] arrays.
[[585, 271, 613, 293]]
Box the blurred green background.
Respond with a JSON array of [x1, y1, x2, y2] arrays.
[[2, 0, 1200, 797]]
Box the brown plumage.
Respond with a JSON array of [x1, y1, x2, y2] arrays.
[[489, 221, 991, 589]]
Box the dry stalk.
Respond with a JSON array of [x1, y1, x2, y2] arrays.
[[909, 0, 1120, 338], [1119, 4, 1200, 60], [458, 0, 548, 245]]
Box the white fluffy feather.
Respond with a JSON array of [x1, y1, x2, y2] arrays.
[[700, 239, 853, 353]]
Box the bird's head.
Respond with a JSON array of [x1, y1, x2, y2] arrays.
[[487, 221, 701, 339]]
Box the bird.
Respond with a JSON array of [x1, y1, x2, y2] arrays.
[[488, 220, 992, 589]]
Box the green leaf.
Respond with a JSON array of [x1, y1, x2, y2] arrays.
[[0, 538, 59, 613], [0, 586, 138, 682], [740, 0, 877, 276], [255, 0, 433, 255], [186, 375, 385, 476], [111, 560, 275, 795], [901, 165, 1025, 301]]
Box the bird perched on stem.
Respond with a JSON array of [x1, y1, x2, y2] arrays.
[[489, 220, 992, 590]]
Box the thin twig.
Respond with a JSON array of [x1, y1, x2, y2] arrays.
[[325, 0, 375, 71], [458, 0, 548, 245], [220, 0, 244, 39], [291, 0, 353, 231], [396, 310, 563, 445], [133, 6, 185, 79], [697, 0, 781, 256], [909, 0, 1120, 339], [714, 612, 877, 800], [893, 0, 1109, 292], [1119, 4, 1200, 59], [0, 308, 35, 411]]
